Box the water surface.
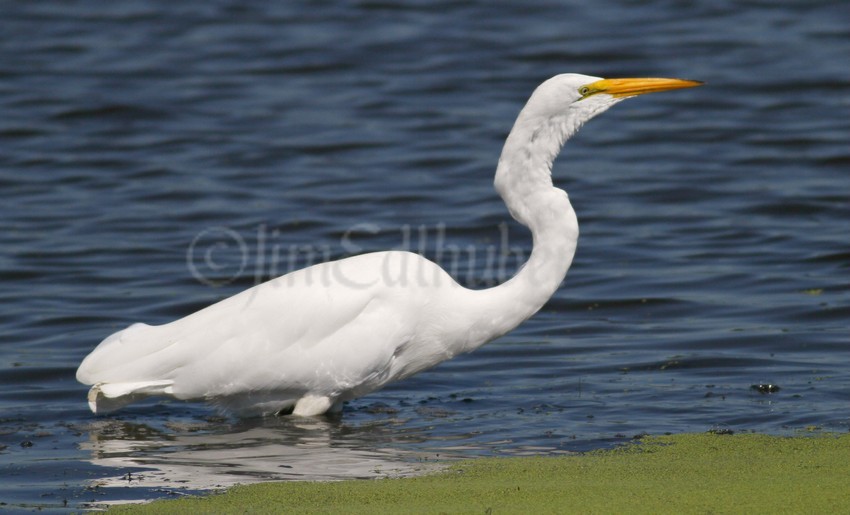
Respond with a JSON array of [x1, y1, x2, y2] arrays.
[[1, 1, 849, 510]]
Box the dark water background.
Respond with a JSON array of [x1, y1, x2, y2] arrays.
[[2, 0, 849, 511]]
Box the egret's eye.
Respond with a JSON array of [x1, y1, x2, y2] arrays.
[[578, 86, 591, 97]]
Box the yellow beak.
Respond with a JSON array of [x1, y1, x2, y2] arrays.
[[584, 77, 703, 98]]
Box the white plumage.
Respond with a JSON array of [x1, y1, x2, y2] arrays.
[[77, 73, 700, 417]]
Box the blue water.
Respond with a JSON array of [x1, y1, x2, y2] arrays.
[[2, 0, 849, 510]]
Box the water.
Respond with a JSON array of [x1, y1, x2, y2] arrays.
[[2, 0, 849, 510]]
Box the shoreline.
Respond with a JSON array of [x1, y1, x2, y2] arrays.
[[110, 432, 850, 513]]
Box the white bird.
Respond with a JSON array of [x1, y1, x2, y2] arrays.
[[77, 74, 701, 417]]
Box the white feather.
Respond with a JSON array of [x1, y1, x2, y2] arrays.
[[77, 73, 700, 416]]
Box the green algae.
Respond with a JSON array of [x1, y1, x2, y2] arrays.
[[111, 432, 850, 514]]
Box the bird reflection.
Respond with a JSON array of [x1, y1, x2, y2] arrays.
[[80, 412, 442, 494]]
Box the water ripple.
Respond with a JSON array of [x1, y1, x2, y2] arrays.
[[2, 0, 850, 510]]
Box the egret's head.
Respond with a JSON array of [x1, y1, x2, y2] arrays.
[[496, 73, 700, 224], [523, 73, 702, 126]]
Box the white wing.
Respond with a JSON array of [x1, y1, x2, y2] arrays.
[[77, 251, 462, 415]]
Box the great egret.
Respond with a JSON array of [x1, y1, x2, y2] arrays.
[[77, 74, 701, 417]]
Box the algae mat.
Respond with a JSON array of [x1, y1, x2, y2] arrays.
[[112, 433, 850, 514]]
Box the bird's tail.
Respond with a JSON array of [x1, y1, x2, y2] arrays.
[[86, 380, 175, 414]]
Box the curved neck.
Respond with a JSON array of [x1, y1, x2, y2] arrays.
[[453, 112, 580, 352]]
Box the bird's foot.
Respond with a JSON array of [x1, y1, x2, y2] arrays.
[[292, 394, 335, 416]]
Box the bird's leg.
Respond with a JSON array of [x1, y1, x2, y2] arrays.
[[292, 394, 335, 416]]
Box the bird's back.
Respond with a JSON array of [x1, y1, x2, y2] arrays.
[[77, 250, 464, 414]]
